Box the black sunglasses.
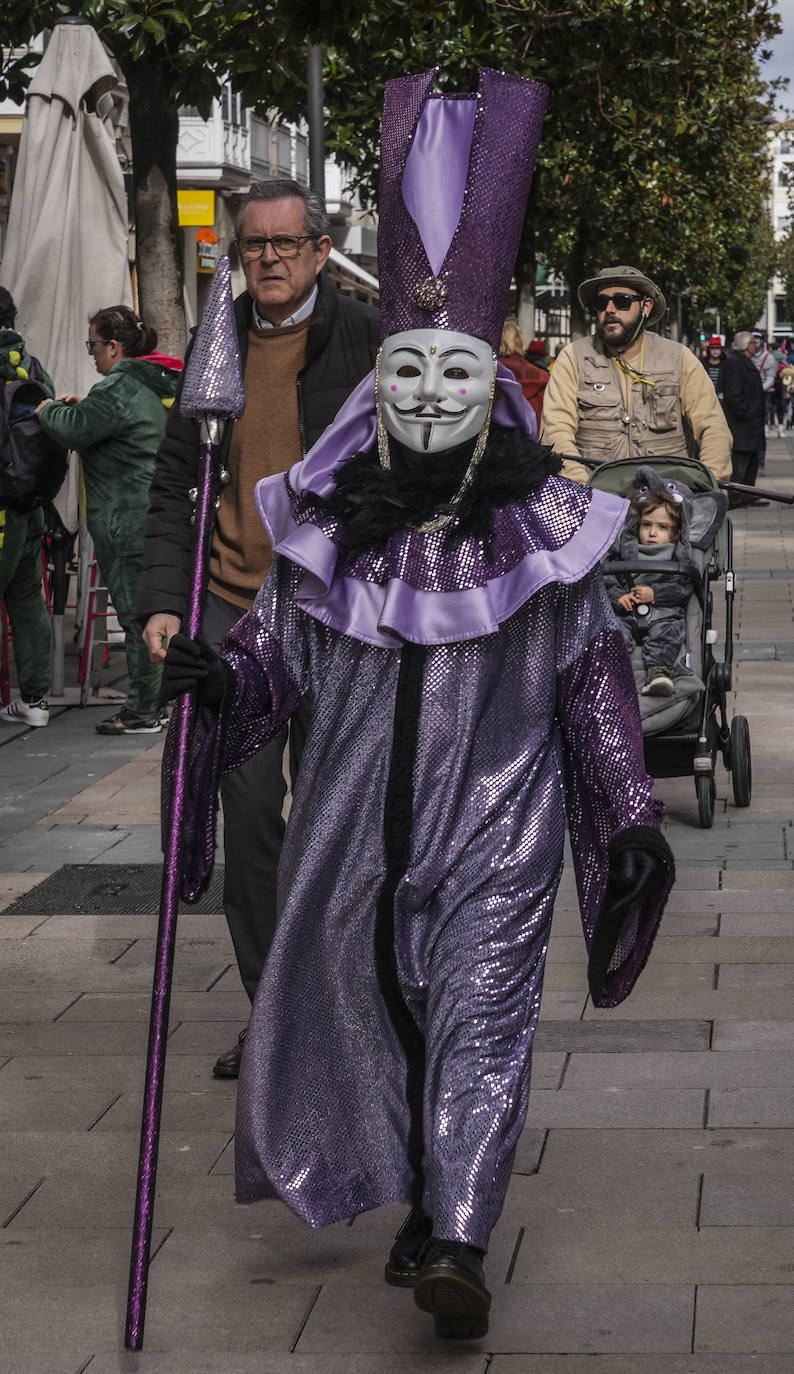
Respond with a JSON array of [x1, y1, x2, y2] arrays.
[[593, 292, 645, 312]]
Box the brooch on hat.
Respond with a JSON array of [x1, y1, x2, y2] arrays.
[[414, 276, 448, 312]]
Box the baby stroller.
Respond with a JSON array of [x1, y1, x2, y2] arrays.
[[588, 456, 751, 828]]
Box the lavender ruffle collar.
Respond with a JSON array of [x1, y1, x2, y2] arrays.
[[255, 367, 627, 648]]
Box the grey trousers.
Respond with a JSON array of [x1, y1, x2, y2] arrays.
[[202, 591, 307, 1002], [620, 613, 686, 671]]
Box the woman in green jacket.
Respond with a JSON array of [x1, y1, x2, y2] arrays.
[[38, 305, 182, 734]]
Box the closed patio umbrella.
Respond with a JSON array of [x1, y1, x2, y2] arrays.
[[0, 16, 132, 687]]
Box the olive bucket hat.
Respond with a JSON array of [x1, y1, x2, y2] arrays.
[[577, 265, 667, 326]]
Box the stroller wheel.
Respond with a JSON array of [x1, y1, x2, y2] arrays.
[[730, 715, 752, 807], [695, 773, 716, 829]]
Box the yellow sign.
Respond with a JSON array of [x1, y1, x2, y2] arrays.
[[178, 189, 215, 227]]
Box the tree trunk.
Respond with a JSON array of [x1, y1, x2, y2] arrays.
[[121, 54, 186, 357], [516, 281, 535, 343], [565, 234, 591, 339]]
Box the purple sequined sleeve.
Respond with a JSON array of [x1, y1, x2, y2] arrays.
[[555, 572, 670, 1001], [219, 615, 302, 774], [161, 561, 305, 900]]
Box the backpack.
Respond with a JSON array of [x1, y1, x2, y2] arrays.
[[0, 357, 68, 514]]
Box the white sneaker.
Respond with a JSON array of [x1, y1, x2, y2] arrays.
[[779, 426, 785, 438], [0, 697, 50, 727]]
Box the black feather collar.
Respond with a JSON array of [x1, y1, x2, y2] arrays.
[[315, 427, 561, 559]]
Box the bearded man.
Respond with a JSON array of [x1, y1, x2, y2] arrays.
[[541, 266, 732, 484]]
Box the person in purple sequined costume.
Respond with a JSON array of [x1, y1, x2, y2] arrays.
[[163, 68, 674, 1343]]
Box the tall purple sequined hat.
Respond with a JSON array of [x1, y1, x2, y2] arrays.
[[378, 67, 548, 352]]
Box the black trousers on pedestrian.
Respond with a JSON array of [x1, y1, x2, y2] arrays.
[[729, 449, 760, 507], [202, 590, 308, 1002]]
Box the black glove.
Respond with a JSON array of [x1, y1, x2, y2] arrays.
[[162, 633, 233, 707], [588, 828, 674, 1003], [606, 847, 664, 915]]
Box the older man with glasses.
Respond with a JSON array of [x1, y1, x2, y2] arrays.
[[541, 265, 732, 484], [137, 179, 380, 1078]]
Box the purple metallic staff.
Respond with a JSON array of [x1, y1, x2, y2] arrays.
[[125, 256, 245, 1350]]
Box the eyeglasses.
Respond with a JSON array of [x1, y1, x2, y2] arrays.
[[236, 234, 318, 262], [593, 292, 644, 312], [85, 338, 112, 354]]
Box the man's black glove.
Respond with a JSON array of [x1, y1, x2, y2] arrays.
[[162, 633, 233, 707], [588, 827, 674, 1003]]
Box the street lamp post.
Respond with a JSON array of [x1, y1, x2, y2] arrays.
[[306, 42, 325, 199]]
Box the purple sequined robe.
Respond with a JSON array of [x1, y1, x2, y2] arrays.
[[169, 460, 671, 1251]]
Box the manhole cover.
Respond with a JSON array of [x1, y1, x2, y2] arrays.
[[8, 864, 225, 915]]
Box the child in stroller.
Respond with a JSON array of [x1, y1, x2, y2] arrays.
[[603, 467, 696, 699]]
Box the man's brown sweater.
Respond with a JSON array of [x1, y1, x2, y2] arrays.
[[209, 318, 309, 609]]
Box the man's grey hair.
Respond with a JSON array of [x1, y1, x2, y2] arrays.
[[235, 179, 330, 241], [732, 330, 754, 353]]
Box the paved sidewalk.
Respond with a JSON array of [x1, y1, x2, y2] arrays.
[[1, 439, 793, 1371]]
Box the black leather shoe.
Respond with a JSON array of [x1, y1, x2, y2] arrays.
[[212, 1028, 247, 1079], [414, 1238, 491, 1340], [384, 1208, 433, 1287]]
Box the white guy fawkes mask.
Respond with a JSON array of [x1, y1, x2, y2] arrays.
[[377, 329, 496, 455]]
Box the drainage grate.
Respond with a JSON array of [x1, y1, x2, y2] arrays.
[[8, 864, 225, 915]]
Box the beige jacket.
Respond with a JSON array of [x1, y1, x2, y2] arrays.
[[541, 332, 732, 484]]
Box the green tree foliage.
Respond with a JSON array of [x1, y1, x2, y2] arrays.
[[1, 0, 784, 348], [315, 0, 783, 337]]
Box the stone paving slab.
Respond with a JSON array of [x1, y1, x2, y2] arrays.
[[701, 1172, 794, 1226], [708, 1087, 794, 1128], [538, 1127, 794, 1175], [56, 990, 250, 1021], [94, 1088, 237, 1134], [0, 1083, 125, 1131], [0, 872, 48, 909], [711, 1020, 794, 1050], [294, 1281, 695, 1354], [1, 1050, 235, 1096], [110, 937, 234, 969], [0, 913, 51, 938], [0, 1021, 150, 1056], [694, 1285, 794, 1353], [661, 889, 794, 912], [0, 1274, 317, 1356], [0, 945, 230, 994], [534, 1020, 711, 1053], [1, 1128, 229, 1178], [30, 911, 230, 939], [548, 936, 794, 964], [1, 1226, 168, 1295], [527, 1088, 706, 1129], [0, 828, 136, 870], [508, 1222, 794, 1285], [0, 991, 87, 1023], [563, 1049, 794, 1088], [503, 1169, 699, 1227], [0, 1360, 94, 1374], [720, 911, 794, 935], [585, 987, 794, 1021], [488, 1358, 794, 1372], [717, 964, 794, 989], [91, 1357, 487, 1374], [12, 1174, 242, 1232]]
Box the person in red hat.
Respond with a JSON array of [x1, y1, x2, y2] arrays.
[[702, 336, 725, 391], [524, 337, 549, 370]]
